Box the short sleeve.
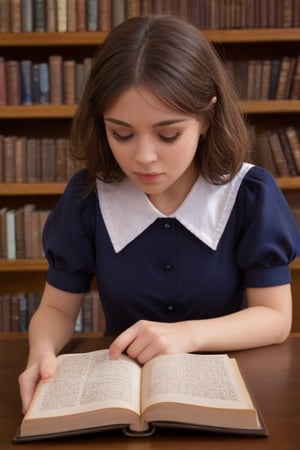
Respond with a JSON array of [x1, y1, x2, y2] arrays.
[[236, 167, 300, 287], [43, 170, 97, 293]]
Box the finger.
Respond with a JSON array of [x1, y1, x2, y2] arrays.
[[18, 364, 40, 415], [39, 353, 58, 380], [133, 343, 160, 365], [109, 323, 140, 359]]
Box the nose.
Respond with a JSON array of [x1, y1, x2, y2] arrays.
[[133, 136, 158, 165]]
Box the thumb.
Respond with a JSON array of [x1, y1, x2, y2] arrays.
[[39, 352, 58, 380]]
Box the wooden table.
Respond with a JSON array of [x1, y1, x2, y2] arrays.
[[1, 333, 299, 449]]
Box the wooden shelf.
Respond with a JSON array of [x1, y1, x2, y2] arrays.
[[0, 31, 107, 46], [0, 183, 67, 195], [242, 101, 300, 114], [276, 178, 300, 190], [0, 101, 299, 119], [291, 258, 300, 270], [0, 105, 77, 119], [204, 28, 300, 43], [1, 29, 300, 46], [0, 258, 48, 272]]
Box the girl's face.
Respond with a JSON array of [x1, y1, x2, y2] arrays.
[[104, 87, 208, 214]]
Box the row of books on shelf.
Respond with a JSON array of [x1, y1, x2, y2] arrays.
[[0, 0, 299, 33], [0, 205, 51, 259], [252, 126, 300, 178], [1, 125, 300, 185], [2, 55, 300, 107], [228, 56, 300, 101], [0, 56, 92, 106], [0, 290, 105, 332], [0, 136, 84, 183]]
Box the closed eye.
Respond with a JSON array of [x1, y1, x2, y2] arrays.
[[159, 132, 181, 143], [111, 131, 133, 141]]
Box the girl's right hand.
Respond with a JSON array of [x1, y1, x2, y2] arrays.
[[18, 352, 58, 414]]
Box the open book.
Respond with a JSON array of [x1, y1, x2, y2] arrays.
[[14, 349, 268, 441]]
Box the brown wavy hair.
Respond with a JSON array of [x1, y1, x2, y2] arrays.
[[69, 15, 249, 193]]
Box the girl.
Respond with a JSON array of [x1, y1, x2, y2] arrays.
[[19, 15, 300, 414]]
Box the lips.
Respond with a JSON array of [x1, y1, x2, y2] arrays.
[[134, 172, 162, 183]]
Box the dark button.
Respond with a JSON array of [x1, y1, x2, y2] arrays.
[[167, 305, 174, 312], [164, 263, 172, 271], [164, 222, 171, 229]]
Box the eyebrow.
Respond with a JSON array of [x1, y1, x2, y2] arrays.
[[104, 118, 190, 128]]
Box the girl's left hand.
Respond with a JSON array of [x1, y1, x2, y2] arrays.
[[109, 320, 196, 364]]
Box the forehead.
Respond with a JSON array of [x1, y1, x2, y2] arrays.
[[104, 87, 192, 123]]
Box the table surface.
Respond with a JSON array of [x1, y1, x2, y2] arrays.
[[1, 333, 299, 450]]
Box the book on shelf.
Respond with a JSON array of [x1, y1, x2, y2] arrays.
[[285, 126, 300, 173], [0, 291, 103, 332], [266, 131, 290, 177], [14, 349, 268, 442], [99, 0, 112, 31], [0, 134, 78, 183], [0, 0, 300, 31], [278, 128, 299, 176], [0, 57, 7, 106]]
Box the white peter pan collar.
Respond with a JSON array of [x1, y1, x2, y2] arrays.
[[96, 163, 253, 253]]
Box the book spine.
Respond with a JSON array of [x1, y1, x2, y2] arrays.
[[57, 0, 67, 31], [6, 210, 16, 260], [11, 0, 22, 33], [41, 138, 56, 182], [126, 0, 141, 18], [39, 63, 50, 104], [112, 0, 125, 27], [285, 126, 300, 173], [87, 0, 98, 31], [67, 0, 77, 31], [49, 56, 63, 105], [0, 0, 10, 32], [0, 57, 7, 105], [46, 0, 57, 32], [55, 137, 68, 181], [0, 208, 8, 259], [15, 137, 27, 183], [26, 139, 40, 182], [6, 60, 21, 105], [20, 60, 33, 105], [3, 136, 16, 182], [0, 135, 3, 182], [63, 60, 76, 104], [76, 0, 86, 31], [99, 0, 112, 31], [15, 206, 25, 258], [21, 0, 33, 32], [34, 0, 46, 31]]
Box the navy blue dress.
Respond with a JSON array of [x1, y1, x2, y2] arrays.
[[43, 165, 300, 333]]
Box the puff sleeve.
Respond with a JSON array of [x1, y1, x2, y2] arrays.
[[236, 167, 300, 287], [43, 170, 97, 293]]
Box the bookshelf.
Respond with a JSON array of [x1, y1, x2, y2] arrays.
[[1, 25, 300, 331]]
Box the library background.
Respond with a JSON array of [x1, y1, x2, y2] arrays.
[[0, 0, 300, 333]]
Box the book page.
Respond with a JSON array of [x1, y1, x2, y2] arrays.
[[26, 350, 141, 419], [141, 353, 252, 412]]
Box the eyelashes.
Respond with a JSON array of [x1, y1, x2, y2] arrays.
[[110, 131, 182, 143]]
